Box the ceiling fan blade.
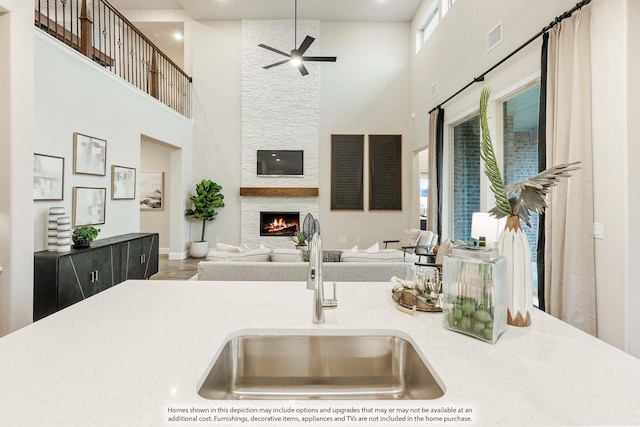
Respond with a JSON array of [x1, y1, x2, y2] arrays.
[[297, 36, 315, 56], [263, 59, 290, 69], [258, 44, 290, 57], [297, 62, 309, 76], [302, 56, 337, 62]]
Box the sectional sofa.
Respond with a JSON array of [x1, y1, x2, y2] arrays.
[[196, 246, 414, 282]]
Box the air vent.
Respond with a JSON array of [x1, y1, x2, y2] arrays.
[[487, 22, 502, 52], [430, 81, 439, 99]]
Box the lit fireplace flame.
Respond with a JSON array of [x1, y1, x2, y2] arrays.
[[264, 217, 299, 234]]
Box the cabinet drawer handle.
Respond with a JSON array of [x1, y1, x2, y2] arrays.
[[90, 271, 95, 283], [95, 270, 99, 282]]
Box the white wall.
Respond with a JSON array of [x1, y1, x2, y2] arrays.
[[0, 0, 34, 336], [626, 0, 640, 357], [411, 0, 638, 356], [33, 32, 194, 259], [319, 22, 413, 249], [590, 0, 628, 354], [190, 20, 242, 247]]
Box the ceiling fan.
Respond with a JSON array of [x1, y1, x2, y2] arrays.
[[258, 0, 337, 76]]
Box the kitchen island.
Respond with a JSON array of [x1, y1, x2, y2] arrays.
[[0, 279, 639, 426]]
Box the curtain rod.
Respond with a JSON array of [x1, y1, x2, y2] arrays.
[[428, 0, 592, 114]]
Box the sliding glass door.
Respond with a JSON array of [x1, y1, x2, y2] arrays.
[[502, 84, 541, 297]]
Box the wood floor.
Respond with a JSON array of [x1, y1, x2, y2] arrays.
[[151, 255, 201, 280]]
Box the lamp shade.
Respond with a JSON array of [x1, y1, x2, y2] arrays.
[[471, 212, 506, 245]]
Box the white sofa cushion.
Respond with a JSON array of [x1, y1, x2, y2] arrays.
[[339, 249, 405, 263], [271, 248, 303, 262], [197, 261, 412, 283], [206, 247, 271, 262], [198, 262, 309, 281]]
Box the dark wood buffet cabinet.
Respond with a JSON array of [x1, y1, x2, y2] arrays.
[[33, 233, 159, 321]]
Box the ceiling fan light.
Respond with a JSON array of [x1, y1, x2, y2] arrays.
[[290, 56, 302, 67]]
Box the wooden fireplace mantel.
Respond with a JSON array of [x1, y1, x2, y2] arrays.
[[239, 187, 319, 197]]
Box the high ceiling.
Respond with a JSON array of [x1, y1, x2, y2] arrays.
[[107, 0, 423, 22]]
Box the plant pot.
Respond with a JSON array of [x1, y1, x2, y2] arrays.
[[497, 215, 533, 327], [190, 241, 210, 259], [72, 236, 91, 248]]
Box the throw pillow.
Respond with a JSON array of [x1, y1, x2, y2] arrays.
[[364, 242, 380, 253], [435, 240, 454, 265], [417, 230, 434, 247], [349, 245, 358, 252], [216, 242, 243, 253]]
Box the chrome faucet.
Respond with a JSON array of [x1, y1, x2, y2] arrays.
[[306, 232, 337, 323]]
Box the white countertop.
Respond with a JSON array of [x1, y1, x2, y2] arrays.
[[1, 280, 639, 426]]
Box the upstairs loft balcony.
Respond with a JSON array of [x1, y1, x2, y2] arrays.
[[34, 0, 192, 119]]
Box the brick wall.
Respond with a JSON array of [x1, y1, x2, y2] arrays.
[[503, 113, 538, 261], [453, 115, 481, 243]]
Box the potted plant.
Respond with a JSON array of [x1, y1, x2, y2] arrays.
[[72, 226, 100, 248], [291, 230, 307, 249], [479, 87, 579, 327], [185, 179, 225, 258]]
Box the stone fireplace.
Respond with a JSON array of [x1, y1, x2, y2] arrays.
[[240, 20, 320, 248], [260, 212, 300, 236]]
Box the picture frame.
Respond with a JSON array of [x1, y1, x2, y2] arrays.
[[111, 165, 136, 200], [33, 153, 64, 201], [330, 135, 364, 210], [369, 135, 402, 210], [73, 132, 107, 176], [140, 171, 164, 210], [73, 186, 106, 227]]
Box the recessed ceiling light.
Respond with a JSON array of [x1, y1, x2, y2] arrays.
[[173, 32, 183, 41]]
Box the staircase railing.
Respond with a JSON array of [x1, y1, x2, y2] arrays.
[[34, 0, 192, 119]]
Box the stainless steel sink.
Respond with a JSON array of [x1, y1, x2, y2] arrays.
[[197, 333, 445, 400]]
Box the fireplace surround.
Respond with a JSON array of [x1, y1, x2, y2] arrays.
[[260, 212, 300, 236]]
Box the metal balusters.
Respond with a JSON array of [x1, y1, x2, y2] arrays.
[[34, 0, 192, 117]]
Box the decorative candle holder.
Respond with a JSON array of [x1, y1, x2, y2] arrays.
[[47, 207, 65, 251], [56, 216, 71, 253]]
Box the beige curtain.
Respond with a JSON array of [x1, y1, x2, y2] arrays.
[[427, 109, 440, 234], [545, 9, 596, 335]]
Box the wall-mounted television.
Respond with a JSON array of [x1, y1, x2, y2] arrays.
[[257, 150, 304, 176]]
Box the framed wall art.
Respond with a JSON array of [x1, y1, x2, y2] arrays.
[[330, 135, 364, 210], [73, 186, 106, 226], [369, 135, 402, 210], [33, 153, 64, 201], [73, 132, 107, 176], [140, 171, 164, 210], [111, 165, 136, 200]]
